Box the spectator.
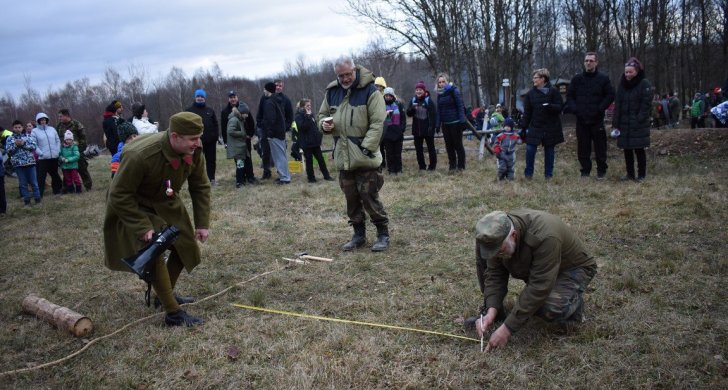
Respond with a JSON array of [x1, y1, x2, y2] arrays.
[[374, 76, 388, 169], [102, 100, 124, 154], [225, 104, 251, 188], [56, 109, 93, 190], [493, 118, 522, 181], [261, 82, 291, 184], [668, 92, 681, 127], [130, 103, 159, 135], [274, 80, 297, 162], [436, 73, 468, 172], [4, 120, 40, 206], [520, 68, 564, 180], [59, 130, 82, 194], [186, 89, 219, 185], [295, 98, 333, 183], [406, 80, 438, 171], [612, 57, 652, 182], [222, 91, 258, 185], [318, 55, 390, 252], [32, 112, 63, 196], [689, 93, 707, 129], [110, 122, 139, 178], [381, 87, 406, 175], [565, 52, 615, 180]]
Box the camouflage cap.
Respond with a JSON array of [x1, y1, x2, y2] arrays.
[[168, 112, 203, 136], [475, 211, 512, 260]]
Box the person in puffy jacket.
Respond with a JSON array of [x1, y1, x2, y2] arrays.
[[381, 87, 406, 175], [225, 104, 250, 188], [185, 89, 219, 184], [295, 98, 333, 183], [612, 57, 652, 182], [406, 81, 437, 170], [436, 73, 467, 171], [31, 112, 63, 196], [519, 68, 564, 180], [59, 130, 82, 193]]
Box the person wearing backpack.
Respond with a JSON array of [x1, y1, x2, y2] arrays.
[[690, 93, 706, 129], [406, 81, 438, 171]]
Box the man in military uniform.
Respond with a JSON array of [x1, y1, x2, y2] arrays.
[[472, 209, 597, 351], [317, 55, 390, 251], [103, 112, 211, 327], [56, 109, 92, 190]]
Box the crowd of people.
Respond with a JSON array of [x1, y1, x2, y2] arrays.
[[1, 53, 726, 359]]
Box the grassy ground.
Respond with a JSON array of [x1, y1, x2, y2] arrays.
[[0, 128, 726, 388]]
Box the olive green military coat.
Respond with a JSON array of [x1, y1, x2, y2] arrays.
[[103, 131, 211, 273]]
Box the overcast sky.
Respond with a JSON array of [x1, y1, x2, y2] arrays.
[[0, 0, 374, 99]]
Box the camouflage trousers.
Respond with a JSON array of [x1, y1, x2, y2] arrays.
[[535, 266, 597, 323], [339, 168, 388, 226]]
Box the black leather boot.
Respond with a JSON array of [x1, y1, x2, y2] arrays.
[[342, 223, 366, 251], [154, 294, 196, 309], [164, 309, 204, 327], [371, 224, 390, 252]]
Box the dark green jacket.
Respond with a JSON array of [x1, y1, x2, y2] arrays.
[[477, 209, 596, 333], [103, 131, 211, 273]]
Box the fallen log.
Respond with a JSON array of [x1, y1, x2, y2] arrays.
[[22, 294, 93, 337]]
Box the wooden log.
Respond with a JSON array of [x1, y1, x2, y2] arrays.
[[282, 257, 306, 264], [22, 294, 93, 337], [299, 255, 334, 263]]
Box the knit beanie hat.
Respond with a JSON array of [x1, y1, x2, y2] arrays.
[[264, 82, 277, 94], [106, 100, 122, 113], [168, 112, 203, 135], [195, 89, 207, 99], [64, 130, 74, 141], [383, 87, 395, 97], [624, 57, 643, 71], [374, 77, 387, 88], [238, 102, 251, 115], [117, 121, 138, 141], [503, 118, 515, 129], [415, 81, 427, 91]]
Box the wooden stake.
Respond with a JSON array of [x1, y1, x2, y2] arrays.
[[282, 257, 306, 264], [300, 255, 333, 263], [22, 294, 93, 337]]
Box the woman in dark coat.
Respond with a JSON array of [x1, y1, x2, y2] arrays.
[[519, 68, 564, 179], [612, 57, 652, 182], [406, 80, 438, 170], [436, 73, 467, 171], [295, 98, 333, 183]]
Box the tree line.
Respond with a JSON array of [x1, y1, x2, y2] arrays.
[[1, 0, 725, 147]]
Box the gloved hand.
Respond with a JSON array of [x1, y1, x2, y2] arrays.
[[361, 146, 374, 158]]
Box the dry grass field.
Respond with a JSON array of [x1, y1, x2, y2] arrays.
[[0, 127, 726, 388]]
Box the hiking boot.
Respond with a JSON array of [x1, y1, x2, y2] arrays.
[[164, 310, 204, 327], [371, 224, 390, 252], [154, 294, 196, 309], [342, 223, 366, 251], [323, 176, 335, 181], [308, 177, 317, 183]]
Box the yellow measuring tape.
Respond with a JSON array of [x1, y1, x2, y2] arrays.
[[232, 303, 479, 343]]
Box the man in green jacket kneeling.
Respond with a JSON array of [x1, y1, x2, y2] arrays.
[[473, 209, 597, 351]]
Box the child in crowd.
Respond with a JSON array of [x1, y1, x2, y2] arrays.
[[382, 87, 406, 175], [493, 118, 522, 181], [111, 122, 139, 178], [0, 142, 5, 215], [4, 120, 41, 206], [59, 130, 82, 193]]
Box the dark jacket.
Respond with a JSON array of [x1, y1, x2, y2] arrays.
[[407, 94, 437, 137], [477, 209, 596, 333], [436, 83, 465, 126], [262, 94, 287, 140], [185, 104, 219, 145], [613, 71, 652, 149], [565, 70, 615, 125], [295, 109, 322, 148], [519, 82, 565, 146], [102, 111, 122, 152]]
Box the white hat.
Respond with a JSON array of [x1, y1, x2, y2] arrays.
[[64, 130, 74, 141]]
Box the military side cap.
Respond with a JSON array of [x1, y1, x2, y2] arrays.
[[168, 112, 203, 135], [475, 211, 512, 260]]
